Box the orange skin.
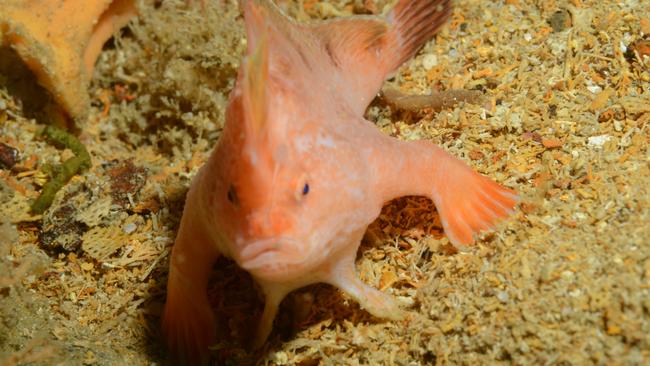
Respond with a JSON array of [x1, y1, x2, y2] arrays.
[[1, 0, 137, 121], [163, 0, 518, 363]]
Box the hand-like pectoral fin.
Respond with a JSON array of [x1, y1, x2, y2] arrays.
[[326, 245, 405, 321]]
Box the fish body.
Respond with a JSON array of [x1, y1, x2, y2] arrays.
[[163, 0, 518, 362]]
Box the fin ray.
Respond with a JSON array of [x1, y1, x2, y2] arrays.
[[430, 157, 518, 249]]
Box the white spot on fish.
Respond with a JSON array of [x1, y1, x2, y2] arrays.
[[294, 135, 313, 153], [315, 132, 335, 148]]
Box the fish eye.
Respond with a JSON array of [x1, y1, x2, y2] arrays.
[[295, 175, 310, 201], [227, 184, 239, 206]]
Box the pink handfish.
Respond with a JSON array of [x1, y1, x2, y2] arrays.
[[163, 0, 518, 362]]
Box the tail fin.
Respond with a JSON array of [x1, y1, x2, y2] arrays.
[[385, 0, 452, 74]]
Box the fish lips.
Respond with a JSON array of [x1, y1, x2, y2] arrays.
[[237, 237, 314, 281]]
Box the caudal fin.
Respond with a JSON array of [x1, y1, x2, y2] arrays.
[[430, 154, 518, 249], [385, 0, 452, 74]]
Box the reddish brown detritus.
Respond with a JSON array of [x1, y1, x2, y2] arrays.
[[0, 142, 19, 169], [114, 84, 137, 102], [105, 160, 147, 208]]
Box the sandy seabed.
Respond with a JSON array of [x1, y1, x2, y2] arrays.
[[1, 0, 649, 365]]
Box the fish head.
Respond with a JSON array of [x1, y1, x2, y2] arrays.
[[206, 1, 376, 283], [217, 93, 354, 283], [208, 33, 332, 283]]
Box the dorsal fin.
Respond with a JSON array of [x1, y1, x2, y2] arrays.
[[316, 17, 390, 68], [312, 0, 451, 75], [309, 0, 451, 114], [240, 0, 452, 118], [242, 0, 293, 137], [243, 0, 295, 55], [242, 32, 270, 137], [387, 0, 452, 72]]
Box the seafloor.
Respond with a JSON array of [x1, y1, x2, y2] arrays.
[[1, 0, 649, 365]]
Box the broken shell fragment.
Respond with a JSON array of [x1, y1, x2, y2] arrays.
[[0, 0, 137, 123]]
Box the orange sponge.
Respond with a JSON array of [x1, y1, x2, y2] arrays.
[[1, 0, 137, 121]]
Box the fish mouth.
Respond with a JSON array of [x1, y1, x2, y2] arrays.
[[237, 237, 311, 279]]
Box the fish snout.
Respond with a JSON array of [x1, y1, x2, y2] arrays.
[[247, 209, 292, 238]]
